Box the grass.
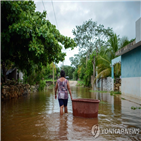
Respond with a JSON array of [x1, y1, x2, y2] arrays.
[[89, 90, 108, 93], [48, 84, 55, 89], [100, 101, 108, 104], [110, 91, 121, 96], [44, 79, 57, 82], [131, 106, 141, 110], [121, 97, 125, 100], [77, 80, 85, 86]]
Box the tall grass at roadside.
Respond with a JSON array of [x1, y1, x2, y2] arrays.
[[77, 80, 85, 86]]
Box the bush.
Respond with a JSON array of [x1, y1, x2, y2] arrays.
[[110, 91, 121, 95], [38, 80, 46, 91], [77, 80, 85, 86]]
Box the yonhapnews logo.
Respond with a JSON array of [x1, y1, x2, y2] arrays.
[[91, 125, 140, 139], [91, 124, 100, 139]]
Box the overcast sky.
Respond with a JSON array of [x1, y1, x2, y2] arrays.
[[34, 0, 141, 67]]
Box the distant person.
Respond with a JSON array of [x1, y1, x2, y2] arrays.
[[55, 70, 72, 115]]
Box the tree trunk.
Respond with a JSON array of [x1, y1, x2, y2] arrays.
[[91, 56, 95, 88], [96, 46, 98, 56], [101, 78, 103, 91], [2, 61, 7, 83], [86, 53, 88, 68], [93, 56, 95, 77]]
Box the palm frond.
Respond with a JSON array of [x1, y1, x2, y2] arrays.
[[93, 68, 111, 84]]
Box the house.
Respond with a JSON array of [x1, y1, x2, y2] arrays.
[[115, 17, 141, 104], [6, 68, 23, 81], [6, 68, 17, 80]]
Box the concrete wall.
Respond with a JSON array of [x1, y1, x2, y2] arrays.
[[96, 77, 112, 91], [103, 77, 112, 91], [19, 72, 23, 80], [136, 17, 141, 43], [121, 46, 141, 104]]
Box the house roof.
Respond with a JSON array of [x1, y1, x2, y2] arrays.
[[6, 68, 16, 75], [115, 40, 141, 56]]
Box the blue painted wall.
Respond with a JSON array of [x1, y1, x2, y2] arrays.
[[121, 46, 141, 78]]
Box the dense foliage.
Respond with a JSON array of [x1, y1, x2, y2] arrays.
[[61, 65, 75, 80], [71, 19, 114, 85], [70, 19, 135, 87], [1, 1, 76, 82], [72, 19, 113, 60]]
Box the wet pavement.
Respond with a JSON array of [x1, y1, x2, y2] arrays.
[[1, 86, 141, 140]]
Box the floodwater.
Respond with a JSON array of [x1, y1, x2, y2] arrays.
[[1, 86, 141, 141]]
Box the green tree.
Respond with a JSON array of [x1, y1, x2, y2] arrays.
[[1, 1, 76, 82], [44, 63, 52, 79], [74, 69, 79, 80], [68, 66, 75, 79], [62, 65, 75, 79], [70, 54, 87, 81], [55, 67, 60, 79], [69, 54, 79, 69], [23, 64, 46, 85], [72, 19, 113, 66], [72, 19, 114, 87], [96, 51, 112, 80], [106, 34, 120, 59], [94, 34, 136, 85], [119, 36, 135, 49], [94, 34, 121, 83]]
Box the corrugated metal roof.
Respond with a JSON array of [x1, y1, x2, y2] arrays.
[[6, 68, 16, 75]]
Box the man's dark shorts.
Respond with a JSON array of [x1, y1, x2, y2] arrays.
[[58, 99, 68, 107]]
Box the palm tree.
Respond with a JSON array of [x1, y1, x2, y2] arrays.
[[94, 34, 121, 85], [95, 49, 112, 82], [106, 33, 120, 58], [91, 33, 135, 88]]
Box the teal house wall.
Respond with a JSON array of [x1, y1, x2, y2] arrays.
[[121, 46, 141, 104], [121, 46, 141, 78]]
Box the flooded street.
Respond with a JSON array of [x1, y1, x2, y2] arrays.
[[1, 86, 141, 140]]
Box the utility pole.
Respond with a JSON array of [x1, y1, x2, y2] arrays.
[[62, 61, 64, 70], [53, 62, 54, 85]]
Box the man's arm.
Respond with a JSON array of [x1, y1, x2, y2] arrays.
[[67, 81, 72, 100], [55, 82, 58, 99]]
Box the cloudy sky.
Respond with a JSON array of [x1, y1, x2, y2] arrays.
[[34, 0, 141, 67]]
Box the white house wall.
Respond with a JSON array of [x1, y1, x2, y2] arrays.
[[121, 46, 141, 104], [121, 77, 141, 104], [19, 71, 23, 80]]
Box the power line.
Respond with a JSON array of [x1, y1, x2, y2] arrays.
[[51, 0, 59, 30], [42, 0, 50, 20], [42, 0, 46, 10]]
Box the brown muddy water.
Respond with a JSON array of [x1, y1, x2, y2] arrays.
[[1, 86, 141, 141]]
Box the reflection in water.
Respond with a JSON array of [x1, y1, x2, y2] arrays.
[[1, 86, 141, 140], [58, 115, 68, 140]]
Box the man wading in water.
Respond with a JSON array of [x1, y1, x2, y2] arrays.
[[55, 70, 73, 115]]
